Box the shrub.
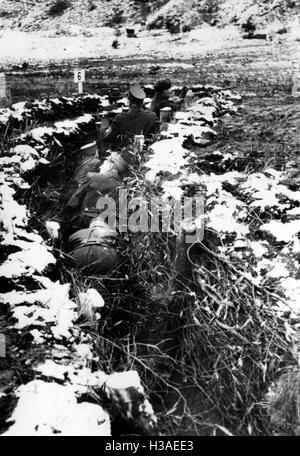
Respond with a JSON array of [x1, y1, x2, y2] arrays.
[[48, 0, 71, 18], [104, 8, 124, 27], [241, 16, 257, 36]]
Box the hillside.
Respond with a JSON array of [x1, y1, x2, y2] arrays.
[[0, 0, 298, 33]]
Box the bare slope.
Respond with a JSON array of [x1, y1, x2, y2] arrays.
[[0, 0, 298, 32]]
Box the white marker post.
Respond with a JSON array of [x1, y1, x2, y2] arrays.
[[0, 73, 12, 108], [0, 333, 5, 358], [74, 68, 85, 94]]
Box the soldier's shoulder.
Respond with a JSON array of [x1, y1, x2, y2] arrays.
[[145, 110, 157, 120], [115, 112, 127, 121]]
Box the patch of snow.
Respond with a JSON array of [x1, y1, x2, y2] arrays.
[[161, 180, 184, 201], [280, 278, 300, 314], [35, 360, 68, 381], [75, 344, 93, 361], [30, 126, 54, 143], [267, 262, 290, 279], [45, 221, 60, 240], [20, 156, 37, 174], [145, 138, 189, 179], [261, 220, 300, 242], [249, 241, 269, 258], [207, 194, 249, 236], [14, 145, 39, 159], [105, 370, 141, 391], [250, 190, 283, 210], [3, 380, 111, 436], [287, 207, 300, 217], [0, 244, 56, 278], [30, 329, 44, 344]]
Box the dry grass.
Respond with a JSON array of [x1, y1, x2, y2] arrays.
[[5, 54, 298, 435]]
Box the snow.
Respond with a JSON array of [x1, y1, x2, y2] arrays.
[[14, 144, 39, 159], [145, 138, 189, 180], [66, 368, 107, 394], [0, 281, 71, 307], [266, 262, 290, 279], [0, 184, 28, 231], [20, 156, 37, 174], [165, 122, 217, 142], [161, 180, 184, 201], [75, 344, 94, 361], [208, 204, 249, 236], [250, 190, 282, 210], [0, 199, 28, 231], [1, 282, 77, 340], [3, 380, 111, 436], [45, 221, 60, 240], [105, 370, 142, 391], [241, 173, 271, 194], [249, 241, 269, 258], [261, 220, 300, 242], [35, 360, 69, 381], [0, 244, 56, 278], [286, 207, 300, 216], [280, 278, 300, 314], [30, 126, 54, 143], [25, 114, 94, 143], [30, 329, 45, 344], [187, 104, 215, 123]]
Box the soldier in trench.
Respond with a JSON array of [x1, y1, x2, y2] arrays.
[[100, 84, 157, 147], [150, 79, 187, 118], [67, 216, 120, 275], [65, 149, 129, 229], [62, 149, 125, 274], [65, 85, 157, 229]]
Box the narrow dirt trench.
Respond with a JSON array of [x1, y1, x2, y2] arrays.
[[1, 35, 300, 436]]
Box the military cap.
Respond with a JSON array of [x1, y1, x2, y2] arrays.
[[128, 85, 146, 102]]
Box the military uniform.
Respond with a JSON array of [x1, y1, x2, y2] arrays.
[[150, 79, 183, 117], [103, 85, 157, 145], [66, 152, 127, 228], [68, 220, 119, 274]]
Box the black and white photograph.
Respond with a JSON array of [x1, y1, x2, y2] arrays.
[[0, 0, 300, 440]]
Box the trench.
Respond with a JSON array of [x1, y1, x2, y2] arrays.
[[1, 83, 232, 435], [1, 55, 298, 435], [13, 115, 208, 436]]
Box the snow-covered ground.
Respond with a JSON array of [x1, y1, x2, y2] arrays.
[[0, 25, 297, 65]]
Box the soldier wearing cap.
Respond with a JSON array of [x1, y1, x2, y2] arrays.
[[150, 79, 175, 117], [66, 151, 129, 228], [150, 79, 184, 117], [73, 141, 101, 185], [102, 85, 157, 145]]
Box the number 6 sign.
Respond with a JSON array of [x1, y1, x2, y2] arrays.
[[74, 69, 85, 83], [74, 69, 85, 94]]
